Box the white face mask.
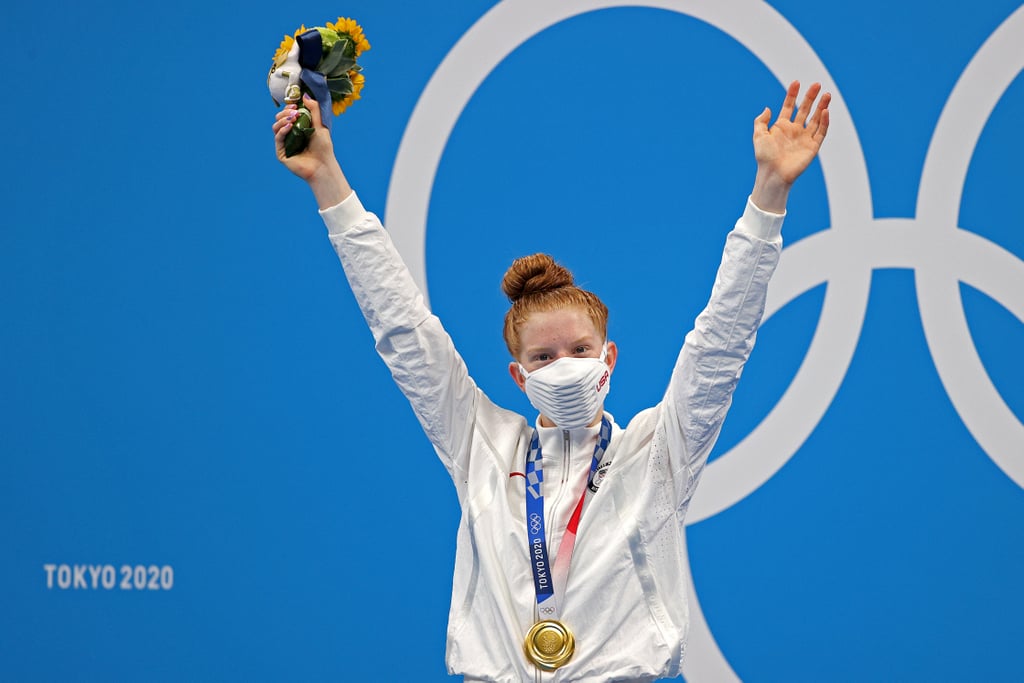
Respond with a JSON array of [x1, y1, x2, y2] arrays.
[[519, 346, 611, 429]]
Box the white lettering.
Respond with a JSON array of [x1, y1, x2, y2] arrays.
[[57, 565, 71, 589], [101, 565, 115, 589], [160, 565, 174, 590], [43, 563, 174, 590], [535, 563, 549, 587]]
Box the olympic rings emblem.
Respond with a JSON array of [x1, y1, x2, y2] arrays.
[[383, 1, 1024, 680], [529, 512, 543, 535]]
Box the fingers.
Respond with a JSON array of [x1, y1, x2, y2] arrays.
[[275, 103, 298, 118], [775, 81, 830, 140], [753, 107, 771, 137], [273, 118, 291, 142], [273, 104, 298, 131], [794, 82, 822, 125], [304, 93, 323, 128], [814, 105, 831, 143], [272, 104, 299, 157], [803, 90, 831, 141], [270, 94, 321, 136], [777, 80, 800, 122]]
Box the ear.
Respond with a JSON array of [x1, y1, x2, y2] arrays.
[[605, 340, 619, 374], [508, 361, 527, 392]]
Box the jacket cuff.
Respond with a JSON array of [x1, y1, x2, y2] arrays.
[[319, 191, 367, 236], [736, 195, 785, 243]]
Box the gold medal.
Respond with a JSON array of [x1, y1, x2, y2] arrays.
[[523, 619, 575, 671]]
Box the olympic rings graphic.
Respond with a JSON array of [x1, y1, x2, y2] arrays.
[[529, 513, 543, 535], [384, 0, 1024, 680]]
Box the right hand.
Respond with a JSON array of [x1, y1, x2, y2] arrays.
[[273, 94, 337, 182], [272, 93, 353, 209]]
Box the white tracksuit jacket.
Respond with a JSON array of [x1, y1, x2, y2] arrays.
[[321, 193, 784, 682]]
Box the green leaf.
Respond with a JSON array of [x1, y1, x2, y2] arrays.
[[327, 57, 357, 79], [327, 76, 354, 96], [318, 40, 348, 75], [321, 46, 356, 77]]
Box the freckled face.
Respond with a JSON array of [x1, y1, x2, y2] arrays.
[[508, 307, 618, 390]]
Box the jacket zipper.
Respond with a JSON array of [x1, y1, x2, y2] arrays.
[[562, 429, 571, 483], [541, 430, 572, 562]]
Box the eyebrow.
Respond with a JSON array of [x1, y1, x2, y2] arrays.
[[523, 336, 599, 355]]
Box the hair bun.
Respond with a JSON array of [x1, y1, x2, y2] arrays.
[[501, 253, 574, 302]]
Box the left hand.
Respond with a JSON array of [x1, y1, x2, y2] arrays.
[[750, 81, 830, 213]]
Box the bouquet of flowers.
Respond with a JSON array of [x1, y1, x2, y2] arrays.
[[268, 17, 371, 156]]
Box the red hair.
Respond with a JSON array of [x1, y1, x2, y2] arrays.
[[501, 254, 608, 359]]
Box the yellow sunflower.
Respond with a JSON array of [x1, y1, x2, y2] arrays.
[[271, 25, 306, 67], [327, 17, 371, 56], [332, 71, 365, 115]]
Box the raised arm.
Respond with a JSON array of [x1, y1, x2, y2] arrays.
[[750, 80, 831, 214], [664, 81, 830, 505], [272, 94, 353, 210], [271, 97, 492, 484]]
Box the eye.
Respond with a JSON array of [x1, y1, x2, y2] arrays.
[[574, 345, 588, 355], [536, 353, 552, 362]]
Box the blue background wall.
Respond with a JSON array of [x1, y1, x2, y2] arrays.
[[2, 1, 1022, 681]]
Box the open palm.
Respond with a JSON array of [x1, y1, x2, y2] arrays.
[[754, 81, 831, 186]]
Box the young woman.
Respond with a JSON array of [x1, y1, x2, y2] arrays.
[[273, 81, 829, 682]]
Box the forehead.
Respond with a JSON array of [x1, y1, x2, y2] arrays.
[[518, 307, 602, 347]]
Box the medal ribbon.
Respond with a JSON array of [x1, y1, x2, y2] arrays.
[[524, 416, 612, 619]]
